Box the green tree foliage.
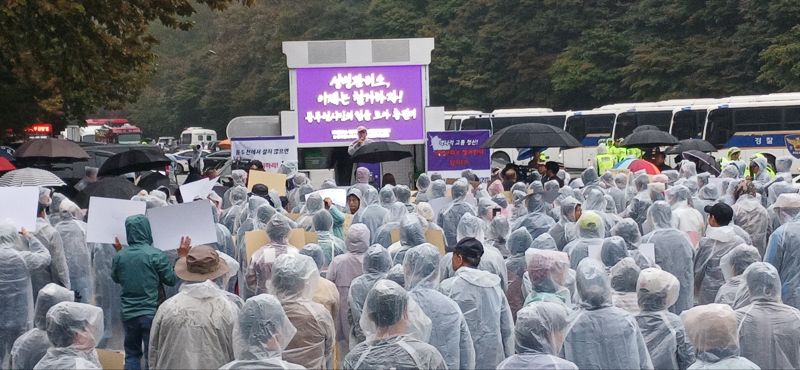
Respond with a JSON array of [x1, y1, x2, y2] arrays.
[[0, 0, 250, 135], [12, 0, 800, 137]]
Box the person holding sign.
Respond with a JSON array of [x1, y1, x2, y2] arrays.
[[111, 215, 190, 370]]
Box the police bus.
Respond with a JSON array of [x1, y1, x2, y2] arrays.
[[444, 109, 568, 168]]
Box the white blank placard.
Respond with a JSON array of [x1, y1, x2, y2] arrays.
[[307, 188, 347, 208], [86, 197, 146, 245], [639, 243, 656, 265], [0, 186, 38, 231], [179, 178, 218, 203], [146, 200, 217, 251]]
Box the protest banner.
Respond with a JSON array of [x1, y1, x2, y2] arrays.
[[146, 201, 217, 251], [86, 197, 146, 245], [231, 136, 297, 172], [0, 186, 37, 231], [248, 170, 287, 196], [426, 130, 491, 179]]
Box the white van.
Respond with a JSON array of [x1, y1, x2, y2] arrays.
[[180, 127, 217, 149]]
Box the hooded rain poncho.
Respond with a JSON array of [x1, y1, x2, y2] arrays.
[[682, 304, 759, 369], [347, 245, 391, 348], [497, 302, 578, 370], [33, 302, 102, 370], [563, 259, 653, 370], [10, 284, 74, 370], [327, 224, 370, 360]]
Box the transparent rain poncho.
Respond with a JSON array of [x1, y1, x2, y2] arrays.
[[733, 262, 800, 369], [523, 248, 571, 310], [245, 214, 300, 296], [510, 189, 529, 222], [641, 201, 695, 314], [715, 244, 760, 305], [347, 245, 391, 348], [234, 196, 269, 259], [327, 223, 370, 360], [512, 187, 556, 241], [487, 216, 510, 257], [497, 302, 578, 370], [667, 185, 705, 243], [682, 304, 759, 369], [437, 213, 509, 290], [611, 218, 642, 250], [694, 223, 747, 305], [356, 188, 390, 245], [33, 302, 103, 370], [767, 189, 800, 237], [581, 167, 600, 189], [221, 186, 248, 232], [439, 261, 514, 370], [751, 156, 771, 185], [312, 210, 346, 273], [289, 183, 314, 214], [220, 294, 303, 370], [621, 174, 653, 231], [31, 215, 70, 298], [548, 196, 580, 250], [563, 211, 605, 269], [148, 280, 240, 370], [601, 236, 628, 269], [563, 259, 653, 370], [295, 193, 323, 231], [610, 258, 641, 315], [270, 254, 334, 370], [506, 228, 533, 318], [582, 188, 616, 235], [694, 184, 719, 221], [89, 240, 124, 350], [55, 200, 93, 303], [402, 244, 475, 370], [429, 180, 446, 200], [11, 284, 74, 370], [390, 215, 426, 266], [344, 280, 444, 370], [0, 223, 51, 368], [414, 174, 431, 204], [393, 185, 415, 213], [635, 268, 695, 370], [732, 183, 769, 255], [680, 161, 698, 179], [373, 202, 408, 248], [437, 179, 477, 249]]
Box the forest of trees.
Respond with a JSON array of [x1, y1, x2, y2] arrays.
[[5, 1, 800, 137]]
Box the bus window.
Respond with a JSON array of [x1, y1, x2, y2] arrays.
[[460, 118, 492, 131], [566, 117, 587, 141], [672, 110, 705, 140], [197, 135, 203, 142], [538, 115, 567, 128], [785, 107, 800, 130], [734, 107, 782, 132], [181, 133, 191, 144], [445, 119, 458, 131], [206, 135, 213, 141], [614, 113, 637, 139], [706, 109, 733, 146], [492, 117, 517, 132], [614, 111, 672, 139]]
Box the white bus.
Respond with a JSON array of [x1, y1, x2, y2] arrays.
[[444, 109, 569, 168], [701, 100, 800, 172]]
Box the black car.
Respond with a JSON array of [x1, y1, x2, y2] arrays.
[[203, 150, 231, 170]]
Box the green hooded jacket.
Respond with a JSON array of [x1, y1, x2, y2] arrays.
[[112, 214, 178, 320]]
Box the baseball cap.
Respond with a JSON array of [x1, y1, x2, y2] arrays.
[[704, 203, 734, 225], [454, 237, 484, 261], [357, 125, 367, 132]]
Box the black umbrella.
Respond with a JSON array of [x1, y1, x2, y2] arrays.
[[482, 123, 581, 149], [98, 149, 171, 176], [75, 176, 141, 208], [15, 138, 89, 163], [666, 139, 717, 154], [351, 141, 412, 163], [620, 126, 678, 148], [682, 150, 721, 176], [137, 171, 170, 192]]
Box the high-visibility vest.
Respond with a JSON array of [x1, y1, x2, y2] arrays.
[[626, 147, 643, 159], [596, 154, 616, 174]]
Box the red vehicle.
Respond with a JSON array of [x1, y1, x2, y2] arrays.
[[95, 123, 143, 144]]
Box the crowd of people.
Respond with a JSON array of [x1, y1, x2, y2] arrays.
[[2, 152, 800, 370]]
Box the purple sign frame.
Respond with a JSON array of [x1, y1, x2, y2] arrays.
[[295, 65, 425, 145], [426, 130, 491, 173]]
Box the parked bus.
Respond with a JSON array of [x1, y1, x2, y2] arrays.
[[562, 109, 618, 169], [702, 100, 800, 172], [443, 109, 569, 168]]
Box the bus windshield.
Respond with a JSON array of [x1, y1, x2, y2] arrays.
[[117, 133, 142, 143], [566, 114, 615, 142], [613, 111, 672, 139], [671, 110, 706, 140]]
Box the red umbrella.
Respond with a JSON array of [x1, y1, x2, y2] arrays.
[[622, 159, 661, 175], [0, 157, 15, 172]]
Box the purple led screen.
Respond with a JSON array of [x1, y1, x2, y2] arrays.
[[295, 65, 425, 145]]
